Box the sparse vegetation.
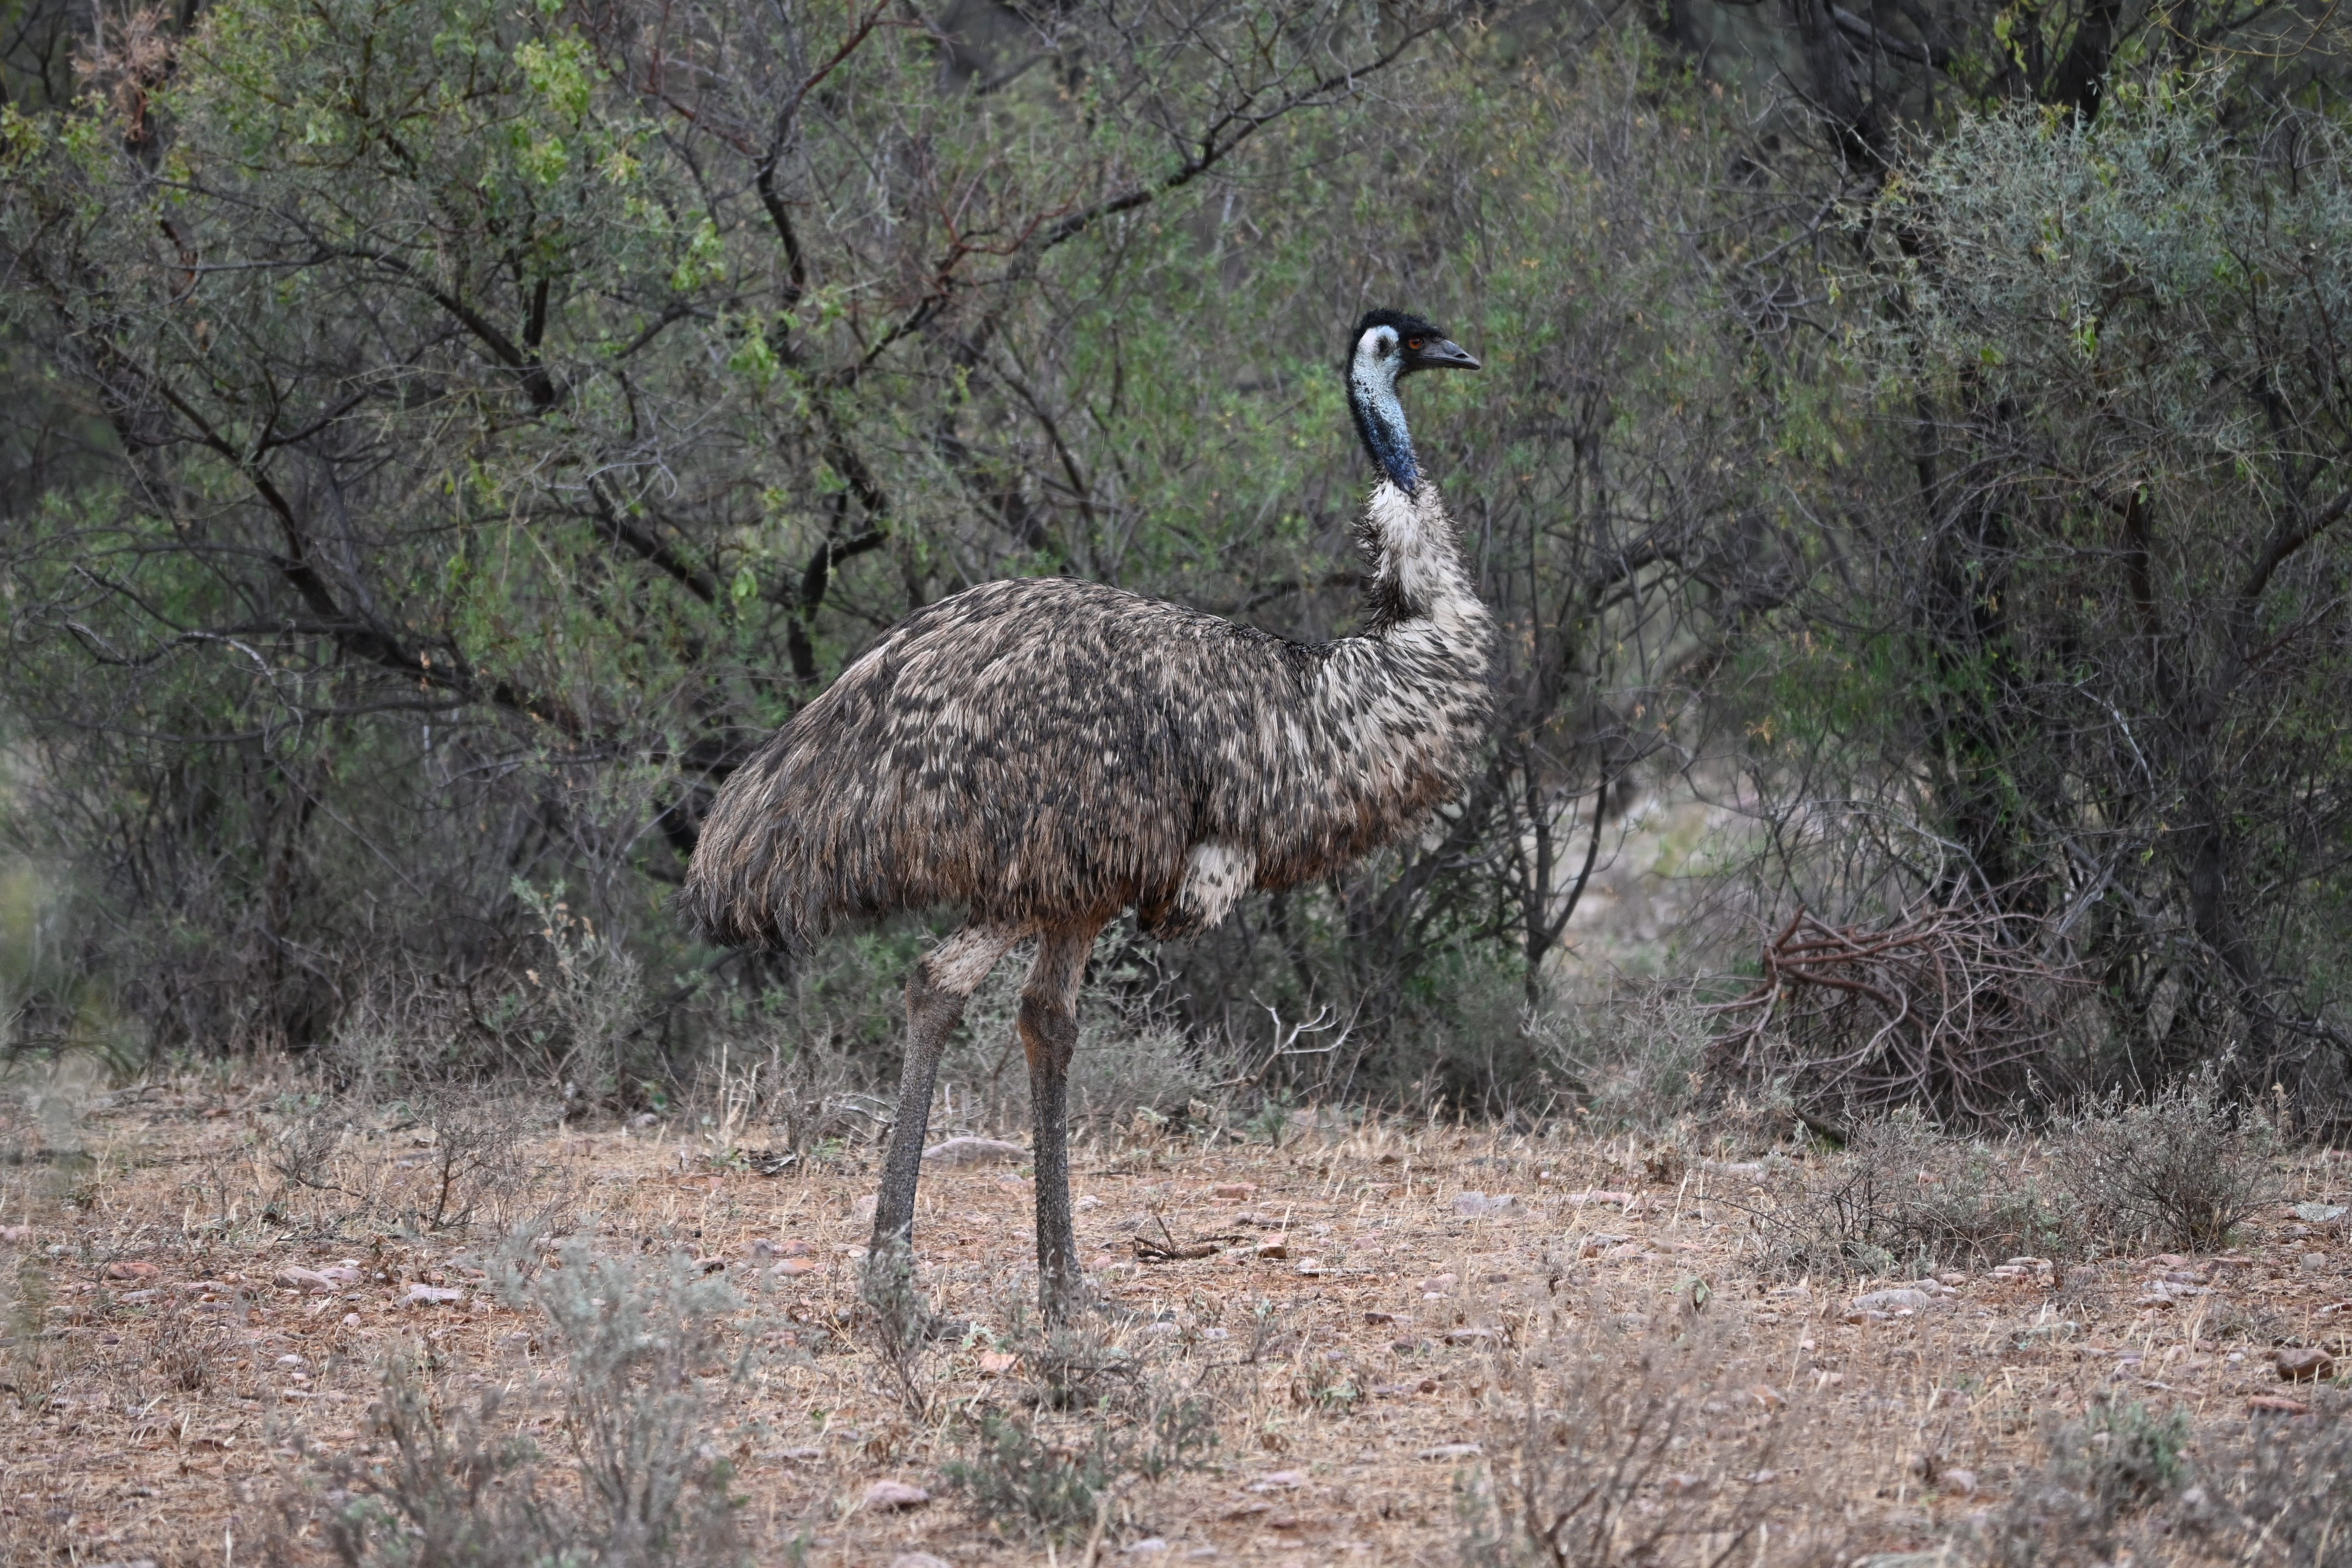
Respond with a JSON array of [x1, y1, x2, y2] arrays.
[[1748, 1117, 2069, 1279], [2053, 1066, 2279, 1254], [283, 1242, 751, 1568], [1462, 1310, 1772, 1568], [0, 1067, 2346, 1563]]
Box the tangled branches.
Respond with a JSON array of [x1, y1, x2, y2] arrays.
[[1706, 904, 2086, 1129]]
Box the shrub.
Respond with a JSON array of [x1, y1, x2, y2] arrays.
[[1969, 1399, 2192, 1568], [2053, 1064, 2278, 1253], [1462, 1309, 1772, 1568], [2227, 1396, 2352, 1567], [1747, 1116, 2068, 1278], [287, 1241, 750, 1568], [1529, 987, 1715, 1132], [939, 1304, 1215, 1541]]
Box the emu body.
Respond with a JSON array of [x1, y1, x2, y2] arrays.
[[681, 313, 1491, 1320]]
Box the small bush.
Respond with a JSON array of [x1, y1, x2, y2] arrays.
[[1462, 1309, 1771, 1568], [1970, 1399, 2191, 1568], [2058, 1399, 2191, 1517], [287, 1241, 750, 1568], [940, 1303, 1215, 1541], [2054, 1063, 2277, 1252], [1529, 988, 1715, 1132], [2228, 1398, 2352, 1566], [1747, 1116, 2067, 1278], [941, 1397, 1215, 1542]]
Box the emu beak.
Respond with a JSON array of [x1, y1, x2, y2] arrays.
[[1414, 338, 1480, 372]]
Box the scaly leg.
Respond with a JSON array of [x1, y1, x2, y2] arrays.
[[864, 925, 1023, 1310], [1020, 920, 1102, 1323]]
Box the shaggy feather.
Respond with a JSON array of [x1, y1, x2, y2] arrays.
[[680, 479, 1493, 949]]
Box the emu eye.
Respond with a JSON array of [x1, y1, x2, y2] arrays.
[[1406, 338, 1423, 351]]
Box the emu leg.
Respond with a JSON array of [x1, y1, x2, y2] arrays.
[[864, 925, 1021, 1308], [1020, 921, 1100, 1323]]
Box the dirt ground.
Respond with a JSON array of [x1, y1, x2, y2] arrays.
[[2, 1073, 2349, 1568]]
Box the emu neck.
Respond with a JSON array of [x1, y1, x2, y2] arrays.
[[1348, 357, 1418, 494], [1355, 480, 1482, 637]]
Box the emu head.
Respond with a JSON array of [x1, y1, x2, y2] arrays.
[[1348, 309, 1479, 495]]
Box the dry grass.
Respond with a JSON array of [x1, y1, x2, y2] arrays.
[[0, 1071, 2349, 1568]]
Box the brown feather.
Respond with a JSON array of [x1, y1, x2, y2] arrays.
[[679, 479, 1494, 950]]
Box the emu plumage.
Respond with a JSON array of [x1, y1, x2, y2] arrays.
[[681, 310, 1492, 1320]]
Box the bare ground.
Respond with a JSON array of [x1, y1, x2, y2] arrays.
[[2, 1073, 2349, 1567]]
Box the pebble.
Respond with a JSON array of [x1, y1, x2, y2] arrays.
[[1417, 1443, 1482, 1460], [2275, 1346, 2334, 1382], [890, 1554, 954, 1568], [1254, 1238, 1288, 1260], [1125, 1541, 1169, 1555], [865, 1479, 930, 1510], [1941, 1469, 1979, 1497], [401, 1284, 465, 1307]]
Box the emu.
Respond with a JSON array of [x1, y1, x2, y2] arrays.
[[680, 310, 1492, 1321]]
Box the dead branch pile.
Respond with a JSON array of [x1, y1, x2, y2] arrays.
[[1705, 904, 2086, 1128]]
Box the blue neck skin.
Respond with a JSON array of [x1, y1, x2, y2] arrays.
[[1349, 346, 1418, 494]]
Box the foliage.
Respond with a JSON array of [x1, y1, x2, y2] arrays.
[[293, 1242, 749, 1568], [1747, 85, 2352, 1123], [2052, 1062, 2278, 1252], [1746, 1115, 2069, 1277]]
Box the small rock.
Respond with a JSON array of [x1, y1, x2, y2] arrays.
[[2275, 1347, 2334, 1382], [891, 1555, 955, 1568], [1662, 1473, 1706, 1495], [1210, 1183, 1257, 1199], [1364, 1311, 1402, 1326], [2292, 1203, 2347, 1223], [401, 1284, 465, 1307], [1254, 1238, 1288, 1260], [770, 1258, 819, 1278], [1851, 1288, 1947, 1315], [1941, 1468, 1979, 1497], [2303, 1253, 2330, 1272], [922, 1136, 1026, 1167], [341, 1312, 362, 1326], [978, 1350, 1018, 1375], [1250, 1470, 1306, 1491], [1418, 1443, 1482, 1460], [1075, 1195, 1102, 1211], [1294, 1258, 1324, 1276], [1567, 1190, 1635, 1207], [105, 1260, 160, 1281], [0, 1225, 30, 1244], [1416, 1273, 1459, 1294], [1125, 1541, 1170, 1555], [850, 1193, 879, 1222], [1445, 1328, 1497, 1345], [864, 1479, 930, 1510]]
